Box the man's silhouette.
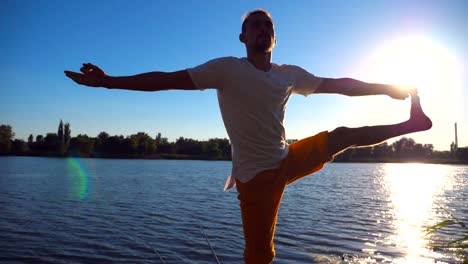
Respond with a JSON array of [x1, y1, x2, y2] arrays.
[[65, 9, 432, 264]]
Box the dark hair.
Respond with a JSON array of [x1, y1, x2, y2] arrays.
[[241, 9, 272, 33]]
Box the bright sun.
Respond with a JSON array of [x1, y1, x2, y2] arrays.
[[351, 36, 463, 149], [363, 36, 460, 99]]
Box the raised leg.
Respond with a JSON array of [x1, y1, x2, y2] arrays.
[[328, 94, 432, 157]]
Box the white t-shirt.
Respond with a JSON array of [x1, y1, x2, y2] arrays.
[[187, 57, 323, 190]]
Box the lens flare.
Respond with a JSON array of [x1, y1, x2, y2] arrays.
[[66, 157, 93, 200]]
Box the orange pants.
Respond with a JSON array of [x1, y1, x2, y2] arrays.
[[236, 131, 333, 264]]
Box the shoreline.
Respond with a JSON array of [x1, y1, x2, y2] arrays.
[[2, 154, 466, 165]]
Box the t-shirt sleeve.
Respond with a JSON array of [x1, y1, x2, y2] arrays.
[[289, 65, 323, 97], [187, 57, 231, 90]]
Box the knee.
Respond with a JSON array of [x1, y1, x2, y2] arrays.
[[328, 126, 355, 156], [330, 126, 357, 142], [330, 126, 350, 137], [330, 126, 369, 141]]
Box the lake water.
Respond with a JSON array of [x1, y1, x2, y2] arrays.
[[0, 157, 466, 263]]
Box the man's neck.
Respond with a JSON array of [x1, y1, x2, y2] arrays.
[[246, 51, 272, 72]]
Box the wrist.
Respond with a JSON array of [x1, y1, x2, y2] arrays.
[[382, 84, 395, 95], [101, 75, 113, 89]]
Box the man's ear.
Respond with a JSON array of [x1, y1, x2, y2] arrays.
[[239, 33, 246, 44]]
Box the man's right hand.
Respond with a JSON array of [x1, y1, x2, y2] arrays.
[[65, 64, 198, 91], [64, 63, 108, 87], [386, 85, 417, 100]]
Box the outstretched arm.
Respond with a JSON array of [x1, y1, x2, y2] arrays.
[[64, 63, 197, 91], [314, 77, 415, 100]]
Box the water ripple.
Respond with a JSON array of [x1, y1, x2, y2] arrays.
[[1, 157, 466, 263]]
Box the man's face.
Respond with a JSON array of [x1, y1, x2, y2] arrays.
[[241, 13, 276, 53]]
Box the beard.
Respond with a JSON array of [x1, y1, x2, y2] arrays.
[[253, 33, 275, 53]]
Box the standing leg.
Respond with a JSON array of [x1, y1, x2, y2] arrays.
[[238, 132, 333, 263], [327, 94, 432, 157], [237, 168, 285, 264]]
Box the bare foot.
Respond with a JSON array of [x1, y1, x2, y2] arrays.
[[403, 94, 432, 133]]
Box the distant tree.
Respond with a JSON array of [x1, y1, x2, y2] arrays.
[[130, 132, 156, 155], [0, 124, 14, 155], [352, 146, 372, 160], [44, 133, 60, 154], [202, 138, 232, 159], [202, 139, 222, 158], [393, 137, 416, 159], [11, 139, 28, 155], [393, 138, 404, 159], [372, 142, 393, 159], [432, 150, 451, 160], [98, 131, 110, 142], [123, 136, 137, 155], [58, 120, 64, 154], [333, 148, 353, 162], [55, 120, 71, 156], [156, 137, 175, 154], [455, 147, 468, 164], [175, 137, 203, 156], [94, 131, 110, 154], [36, 135, 44, 142], [154, 133, 174, 154], [35, 135, 44, 153], [106, 135, 126, 154], [155, 132, 162, 145], [69, 134, 94, 157], [64, 122, 71, 154], [423, 144, 434, 157], [450, 142, 457, 157], [216, 138, 231, 159], [413, 143, 425, 160], [28, 134, 34, 152], [401, 138, 416, 159]]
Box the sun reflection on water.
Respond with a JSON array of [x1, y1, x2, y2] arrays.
[[383, 163, 453, 263]]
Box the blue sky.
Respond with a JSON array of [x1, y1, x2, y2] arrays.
[[1, 0, 467, 150]]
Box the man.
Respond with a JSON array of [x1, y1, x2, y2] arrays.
[[65, 9, 432, 264]]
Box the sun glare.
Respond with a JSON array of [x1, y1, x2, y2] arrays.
[[383, 163, 453, 262], [354, 36, 463, 148], [362, 36, 461, 99]]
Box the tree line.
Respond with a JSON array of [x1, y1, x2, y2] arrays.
[[0, 121, 231, 160], [0, 121, 467, 163]]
